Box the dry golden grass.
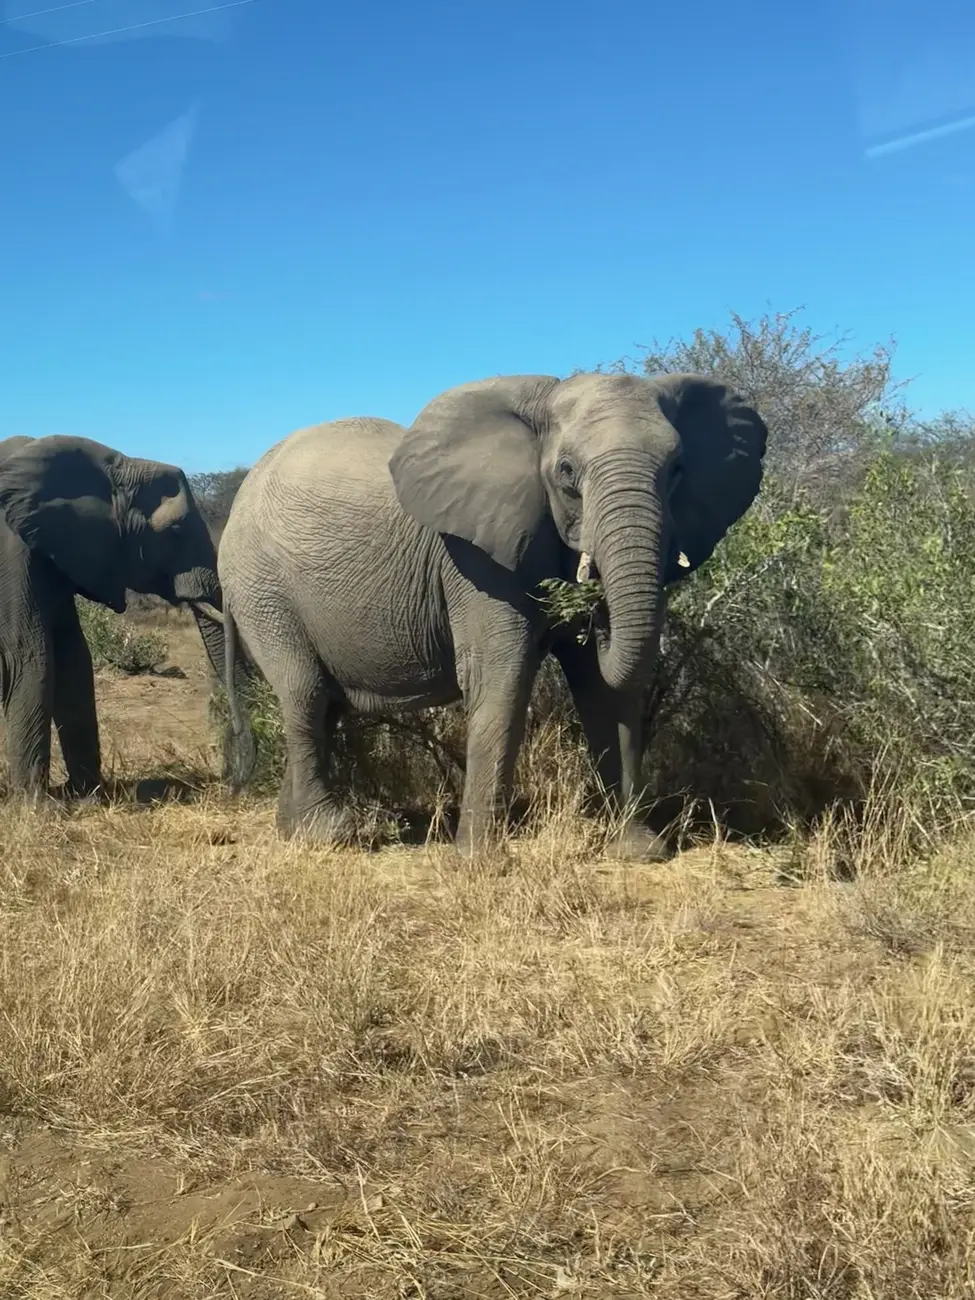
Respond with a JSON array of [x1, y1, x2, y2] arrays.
[[0, 619, 973, 1297]]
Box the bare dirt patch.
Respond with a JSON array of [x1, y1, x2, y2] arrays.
[[92, 613, 218, 781]]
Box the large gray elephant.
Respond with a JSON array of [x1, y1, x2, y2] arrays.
[[0, 433, 254, 800], [219, 371, 768, 859]]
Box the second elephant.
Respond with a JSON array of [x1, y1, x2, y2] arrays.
[[219, 370, 768, 858], [0, 433, 255, 800]]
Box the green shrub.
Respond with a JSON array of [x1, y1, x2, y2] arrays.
[[77, 600, 168, 676], [636, 438, 975, 833], [822, 447, 975, 802]]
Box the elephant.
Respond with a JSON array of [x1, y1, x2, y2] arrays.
[[0, 434, 255, 801], [218, 370, 768, 859]]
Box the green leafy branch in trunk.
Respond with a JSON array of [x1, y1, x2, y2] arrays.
[[537, 576, 607, 644]]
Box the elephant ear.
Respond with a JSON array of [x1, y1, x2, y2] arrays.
[[0, 435, 128, 612], [388, 375, 561, 572], [655, 374, 768, 577]]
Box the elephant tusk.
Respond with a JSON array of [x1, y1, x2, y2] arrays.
[[576, 551, 592, 582], [190, 600, 225, 625]]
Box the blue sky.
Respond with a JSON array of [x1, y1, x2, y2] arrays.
[[2, 0, 973, 472]]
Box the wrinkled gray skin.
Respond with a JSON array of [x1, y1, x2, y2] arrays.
[[219, 372, 768, 859], [0, 434, 255, 800]]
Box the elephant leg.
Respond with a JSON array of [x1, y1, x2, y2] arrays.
[[612, 690, 672, 862], [275, 664, 354, 846], [551, 637, 623, 800], [52, 607, 103, 798], [553, 637, 671, 863], [1, 648, 54, 802], [455, 631, 540, 858], [275, 755, 296, 834], [275, 699, 343, 834]]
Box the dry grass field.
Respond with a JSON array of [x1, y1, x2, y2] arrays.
[[0, 612, 973, 1299]]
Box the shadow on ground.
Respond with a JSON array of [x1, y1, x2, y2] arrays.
[[45, 774, 208, 809]]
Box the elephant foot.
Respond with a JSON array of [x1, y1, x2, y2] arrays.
[[279, 800, 358, 848], [605, 820, 674, 864]]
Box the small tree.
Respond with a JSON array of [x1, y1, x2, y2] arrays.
[[188, 468, 251, 533], [609, 307, 910, 505]]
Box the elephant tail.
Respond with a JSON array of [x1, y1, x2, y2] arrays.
[[222, 601, 258, 792]]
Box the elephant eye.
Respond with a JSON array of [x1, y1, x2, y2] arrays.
[[556, 457, 577, 487]]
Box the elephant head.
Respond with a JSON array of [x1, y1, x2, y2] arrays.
[[388, 372, 768, 693], [0, 434, 229, 675]]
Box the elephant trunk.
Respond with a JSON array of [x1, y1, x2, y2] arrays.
[[171, 520, 226, 680], [187, 594, 227, 683], [170, 523, 257, 782], [586, 453, 669, 695]]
